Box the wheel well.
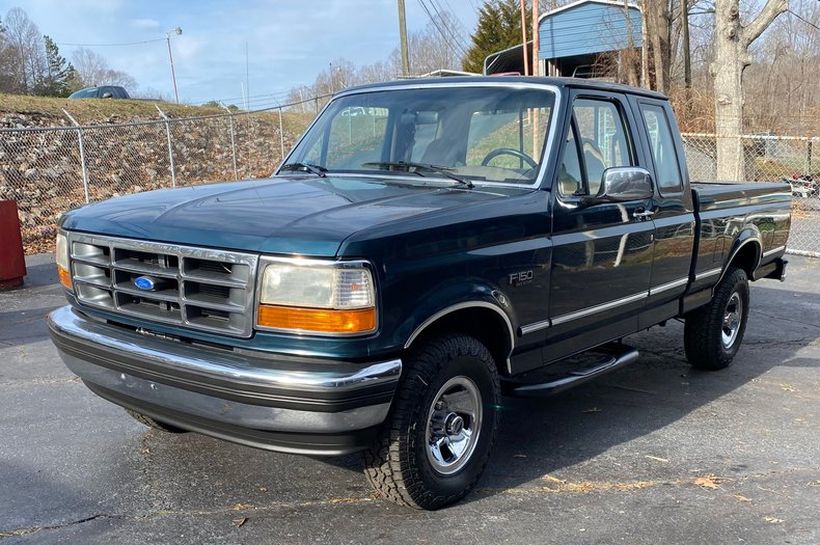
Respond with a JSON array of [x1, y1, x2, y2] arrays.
[[728, 240, 761, 277], [406, 307, 513, 375]]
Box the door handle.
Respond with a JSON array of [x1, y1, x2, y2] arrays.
[[633, 209, 655, 220]]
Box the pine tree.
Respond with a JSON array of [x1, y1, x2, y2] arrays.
[[38, 34, 73, 96], [463, 0, 531, 74]]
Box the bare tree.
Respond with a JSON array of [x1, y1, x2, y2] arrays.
[[3, 7, 45, 94], [645, 0, 672, 92], [71, 47, 136, 89], [712, 0, 788, 180]]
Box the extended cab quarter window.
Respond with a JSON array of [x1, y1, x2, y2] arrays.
[[640, 104, 682, 192], [557, 98, 632, 197]]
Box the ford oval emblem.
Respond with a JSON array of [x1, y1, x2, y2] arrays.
[[134, 276, 155, 291]]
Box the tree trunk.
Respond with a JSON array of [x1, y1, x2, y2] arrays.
[[650, 0, 671, 93], [712, 0, 788, 181]]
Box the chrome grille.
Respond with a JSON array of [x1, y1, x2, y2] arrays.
[[68, 233, 258, 338]]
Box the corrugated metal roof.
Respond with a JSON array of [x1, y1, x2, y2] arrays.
[[539, 0, 642, 60]]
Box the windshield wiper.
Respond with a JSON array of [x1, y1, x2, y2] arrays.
[[362, 161, 473, 189], [280, 162, 328, 178]]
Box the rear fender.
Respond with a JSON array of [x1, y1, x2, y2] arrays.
[[719, 227, 762, 284]]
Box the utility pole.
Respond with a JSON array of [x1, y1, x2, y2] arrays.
[[519, 0, 529, 76], [245, 41, 250, 109], [531, 0, 540, 157], [532, 0, 540, 76], [397, 0, 410, 77], [166, 27, 182, 103]]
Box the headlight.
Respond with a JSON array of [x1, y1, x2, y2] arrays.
[[55, 232, 72, 290], [256, 258, 376, 335]]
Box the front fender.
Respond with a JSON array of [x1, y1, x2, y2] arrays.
[[392, 277, 516, 349]]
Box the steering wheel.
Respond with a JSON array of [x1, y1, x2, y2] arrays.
[[481, 148, 538, 170]]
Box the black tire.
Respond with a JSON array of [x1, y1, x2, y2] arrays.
[[362, 335, 501, 510], [684, 266, 750, 370], [125, 409, 189, 434]]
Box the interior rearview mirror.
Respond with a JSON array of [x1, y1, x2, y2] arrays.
[[592, 167, 653, 202]]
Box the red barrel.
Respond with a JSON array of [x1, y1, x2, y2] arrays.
[[0, 201, 27, 289]]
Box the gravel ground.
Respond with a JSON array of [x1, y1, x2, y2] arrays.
[[1, 254, 818, 545]]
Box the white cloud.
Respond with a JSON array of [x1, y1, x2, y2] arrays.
[[130, 18, 161, 29]]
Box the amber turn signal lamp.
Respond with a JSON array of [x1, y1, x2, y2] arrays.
[[57, 265, 72, 290], [257, 304, 376, 334]]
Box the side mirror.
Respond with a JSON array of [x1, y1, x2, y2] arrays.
[[593, 167, 653, 202], [101, 92, 113, 99]]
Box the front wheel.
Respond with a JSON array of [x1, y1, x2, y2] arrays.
[[362, 335, 500, 510], [684, 266, 750, 370]]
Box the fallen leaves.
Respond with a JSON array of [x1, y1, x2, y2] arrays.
[[734, 494, 752, 503], [540, 474, 656, 493], [763, 516, 784, 524], [693, 475, 722, 490], [230, 502, 254, 511], [232, 517, 248, 528]]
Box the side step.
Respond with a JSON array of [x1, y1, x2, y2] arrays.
[[503, 343, 640, 398]]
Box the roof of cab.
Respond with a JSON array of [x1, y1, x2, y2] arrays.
[[339, 76, 668, 100]]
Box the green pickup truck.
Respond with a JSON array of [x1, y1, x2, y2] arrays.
[[49, 77, 790, 509]]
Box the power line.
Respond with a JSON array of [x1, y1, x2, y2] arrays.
[[416, 0, 469, 58], [54, 38, 165, 47], [429, 0, 471, 52], [788, 8, 820, 32]]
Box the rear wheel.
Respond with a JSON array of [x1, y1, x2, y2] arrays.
[[126, 409, 189, 433], [363, 334, 500, 510], [684, 266, 750, 370]]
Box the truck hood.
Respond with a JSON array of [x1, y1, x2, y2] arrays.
[[61, 175, 524, 256]]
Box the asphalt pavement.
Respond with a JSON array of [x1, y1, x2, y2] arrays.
[[1, 254, 818, 545]]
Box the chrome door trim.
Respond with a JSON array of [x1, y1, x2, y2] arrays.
[[550, 291, 648, 326], [519, 318, 551, 335], [648, 277, 689, 296], [695, 267, 722, 282]]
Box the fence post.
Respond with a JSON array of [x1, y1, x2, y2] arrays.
[[277, 107, 286, 162], [155, 105, 177, 188], [62, 109, 90, 203], [220, 104, 239, 180], [807, 139, 813, 177]]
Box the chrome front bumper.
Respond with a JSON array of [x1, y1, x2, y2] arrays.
[[47, 305, 401, 455]]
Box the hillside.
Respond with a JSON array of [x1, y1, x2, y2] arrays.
[[0, 93, 230, 128], [0, 93, 315, 254]]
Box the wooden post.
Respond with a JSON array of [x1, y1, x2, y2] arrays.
[[519, 0, 529, 76]]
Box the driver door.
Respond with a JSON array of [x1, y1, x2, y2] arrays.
[[544, 91, 655, 363]]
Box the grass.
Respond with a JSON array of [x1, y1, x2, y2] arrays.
[[0, 93, 228, 125]]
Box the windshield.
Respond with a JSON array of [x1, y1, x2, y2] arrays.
[[69, 87, 99, 98], [286, 86, 556, 185]]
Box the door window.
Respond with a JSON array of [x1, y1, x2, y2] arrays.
[[556, 98, 632, 196], [640, 104, 682, 192]]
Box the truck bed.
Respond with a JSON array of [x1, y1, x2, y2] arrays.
[[689, 180, 791, 295], [691, 180, 792, 212]]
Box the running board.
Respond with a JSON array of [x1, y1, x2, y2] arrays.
[[503, 344, 640, 398]]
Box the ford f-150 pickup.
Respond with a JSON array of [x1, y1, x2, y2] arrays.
[[48, 77, 791, 510]]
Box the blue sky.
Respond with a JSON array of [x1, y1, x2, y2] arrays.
[[2, 0, 480, 105]]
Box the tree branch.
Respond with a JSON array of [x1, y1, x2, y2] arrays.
[[742, 0, 788, 46]]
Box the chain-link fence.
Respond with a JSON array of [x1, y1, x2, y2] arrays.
[[682, 133, 820, 257], [1, 107, 818, 256], [0, 99, 324, 253]]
